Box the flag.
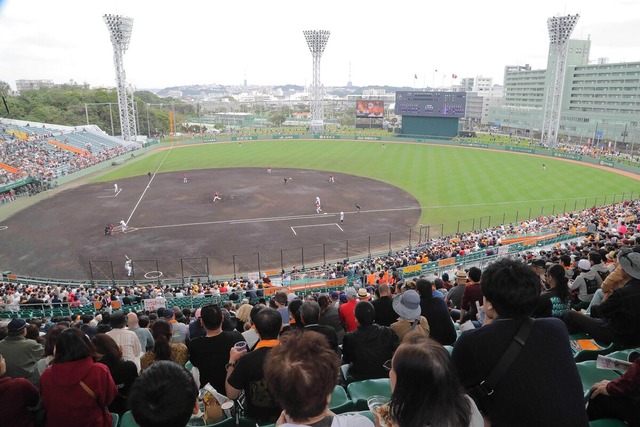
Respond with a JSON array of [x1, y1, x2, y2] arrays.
[[452, 74, 458, 79], [414, 74, 417, 79]]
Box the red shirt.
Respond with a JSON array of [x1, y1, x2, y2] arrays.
[[339, 299, 358, 332]]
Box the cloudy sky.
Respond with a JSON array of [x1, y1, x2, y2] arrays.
[[1, 0, 640, 91]]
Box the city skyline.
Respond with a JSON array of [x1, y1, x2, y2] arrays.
[[1, 0, 640, 91]]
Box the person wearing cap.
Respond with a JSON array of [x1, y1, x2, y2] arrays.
[[339, 288, 359, 333], [0, 318, 44, 379], [163, 308, 190, 344], [452, 257, 588, 426], [390, 290, 430, 342], [342, 301, 398, 382], [188, 307, 207, 341], [569, 258, 603, 310], [459, 267, 483, 325], [445, 270, 468, 321], [356, 287, 370, 302], [564, 250, 640, 347]]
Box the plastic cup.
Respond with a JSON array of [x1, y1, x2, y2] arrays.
[[234, 341, 247, 351], [366, 395, 389, 412]]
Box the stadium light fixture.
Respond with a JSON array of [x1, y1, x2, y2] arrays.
[[303, 30, 330, 133], [104, 14, 138, 143], [540, 14, 579, 148]]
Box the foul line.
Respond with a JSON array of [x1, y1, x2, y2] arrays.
[[125, 146, 173, 226], [134, 212, 335, 231], [291, 223, 343, 235]]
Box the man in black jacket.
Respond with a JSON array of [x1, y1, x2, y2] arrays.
[[342, 301, 398, 382]]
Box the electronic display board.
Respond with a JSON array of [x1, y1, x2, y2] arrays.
[[355, 100, 384, 118], [395, 91, 466, 118]]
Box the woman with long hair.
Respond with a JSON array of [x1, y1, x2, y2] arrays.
[[31, 324, 67, 388], [92, 333, 138, 416], [140, 319, 188, 370], [541, 264, 572, 318], [381, 335, 482, 427], [40, 327, 117, 427]]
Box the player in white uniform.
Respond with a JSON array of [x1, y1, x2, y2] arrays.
[[125, 259, 132, 277], [114, 183, 118, 193], [120, 219, 127, 232], [340, 211, 344, 223], [316, 201, 322, 214]]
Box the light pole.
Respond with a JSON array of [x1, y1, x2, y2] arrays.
[[303, 30, 330, 133], [104, 14, 137, 142], [540, 14, 579, 148], [84, 102, 117, 136]]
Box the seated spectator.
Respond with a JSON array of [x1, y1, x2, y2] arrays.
[[371, 283, 398, 327], [40, 328, 117, 427], [92, 333, 138, 416], [226, 307, 282, 424], [317, 294, 345, 345], [189, 303, 243, 392], [241, 304, 265, 350], [564, 249, 640, 347], [569, 258, 602, 309], [299, 300, 340, 355], [128, 361, 199, 427], [264, 329, 373, 427], [539, 264, 571, 318], [382, 334, 483, 427], [390, 290, 430, 341], [342, 301, 398, 382], [0, 353, 39, 427], [140, 318, 189, 370], [127, 312, 154, 353], [452, 257, 588, 426], [416, 279, 457, 345], [31, 324, 67, 388], [0, 318, 43, 379], [587, 354, 640, 425], [459, 267, 483, 324]]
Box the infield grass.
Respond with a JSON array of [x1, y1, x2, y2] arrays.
[[95, 140, 640, 235]]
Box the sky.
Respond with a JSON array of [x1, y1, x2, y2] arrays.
[[1, 0, 640, 91]]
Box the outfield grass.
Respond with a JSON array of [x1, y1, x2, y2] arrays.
[[95, 140, 640, 235]]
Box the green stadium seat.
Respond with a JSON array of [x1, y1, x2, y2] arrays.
[[574, 342, 624, 363], [589, 419, 629, 427], [329, 385, 355, 414], [111, 412, 119, 427], [119, 411, 140, 427], [575, 361, 621, 401], [346, 378, 392, 411]]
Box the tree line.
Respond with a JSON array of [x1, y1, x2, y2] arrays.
[[0, 81, 193, 137]]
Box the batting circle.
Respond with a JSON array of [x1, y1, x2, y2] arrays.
[[0, 226, 7, 231], [145, 271, 163, 279]]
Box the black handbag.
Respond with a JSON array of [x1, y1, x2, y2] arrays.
[[468, 317, 535, 409]]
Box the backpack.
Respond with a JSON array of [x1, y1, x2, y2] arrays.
[[584, 277, 599, 295], [597, 269, 610, 282]]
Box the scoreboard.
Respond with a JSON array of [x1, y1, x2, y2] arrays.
[[395, 91, 466, 118]]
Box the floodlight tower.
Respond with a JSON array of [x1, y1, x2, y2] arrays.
[[104, 14, 138, 142], [540, 14, 579, 147], [303, 30, 330, 133]]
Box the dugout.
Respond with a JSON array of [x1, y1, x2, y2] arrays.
[[400, 116, 460, 138]]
